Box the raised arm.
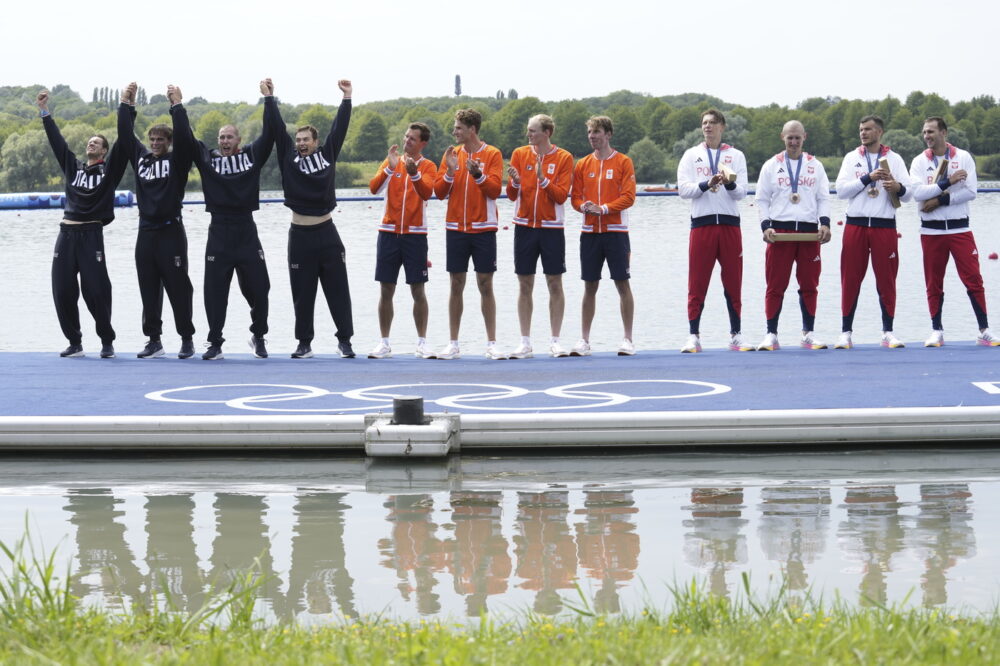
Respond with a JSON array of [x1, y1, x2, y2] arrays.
[[323, 79, 352, 160], [117, 82, 141, 167], [249, 79, 276, 163], [261, 78, 292, 155], [168, 84, 209, 168], [37, 89, 75, 168]]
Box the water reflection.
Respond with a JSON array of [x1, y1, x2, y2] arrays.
[[911, 484, 975, 607], [684, 488, 747, 598], [758, 486, 831, 599], [15, 468, 999, 619]]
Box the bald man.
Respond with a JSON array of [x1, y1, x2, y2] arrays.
[[754, 121, 831, 351], [172, 82, 275, 360]]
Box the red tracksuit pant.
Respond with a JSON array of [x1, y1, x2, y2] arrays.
[[764, 234, 821, 333], [688, 224, 742, 334], [921, 231, 988, 330], [840, 224, 898, 332]]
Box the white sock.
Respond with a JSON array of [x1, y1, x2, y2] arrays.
[[521, 336, 531, 346]]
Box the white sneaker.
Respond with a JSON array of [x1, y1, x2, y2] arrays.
[[756, 333, 780, 351], [414, 340, 436, 359], [570, 339, 591, 356], [618, 338, 635, 356], [484, 344, 508, 360], [509, 342, 533, 359], [835, 331, 853, 349], [925, 330, 945, 348], [681, 334, 702, 353], [881, 332, 905, 348], [800, 332, 827, 350], [437, 342, 461, 360], [729, 333, 754, 352], [368, 341, 392, 359], [549, 341, 569, 357], [977, 329, 1000, 347]]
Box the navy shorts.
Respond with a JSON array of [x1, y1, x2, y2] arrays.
[[446, 230, 497, 273], [580, 232, 631, 281], [375, 232, 429, 284], [514, 225, 566, 275]]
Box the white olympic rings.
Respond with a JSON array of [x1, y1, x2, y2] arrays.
[[146, 380, 731, 413]]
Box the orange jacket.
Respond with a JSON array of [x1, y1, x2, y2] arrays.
[[433, 142, 503, 233], [506, 144, 574, 229], [369, 155, 435, 234], [571, 151, 636, 233]]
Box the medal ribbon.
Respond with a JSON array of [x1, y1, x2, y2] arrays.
[[706, 144, 721, 176], [785, 152, 802, 195]]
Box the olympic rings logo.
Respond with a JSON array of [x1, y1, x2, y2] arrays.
[[145, 380, 731, 413]]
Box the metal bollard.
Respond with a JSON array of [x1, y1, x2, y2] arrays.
[[392, 396, 425, 425]]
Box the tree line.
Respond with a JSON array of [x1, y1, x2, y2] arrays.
[[2, 84, 999, 194]]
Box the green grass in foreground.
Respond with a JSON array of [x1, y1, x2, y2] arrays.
[[2, 534, 999, 665]]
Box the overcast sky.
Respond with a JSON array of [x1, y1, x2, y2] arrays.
[[7, 0, 997, 108]]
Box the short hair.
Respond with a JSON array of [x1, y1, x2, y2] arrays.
[[93, 135, 109, 151], [702, 108, 726, 125], [586, 115, 613, 134], [296, 125, 319, 140], [219, 124, 241, 139], [409, 122, 431, 142], [147, 124, 172, 141], [530, 113, 555, 135], [925, 116, 948, 131], [454, 108, 482, 132], [859, 115, 885, 130]]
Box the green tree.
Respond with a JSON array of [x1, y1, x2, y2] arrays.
[[0, 129, 59, 190], [654, 107, 699, 151], [550, 100, 592, 157], [978, 107, 1000, 154], [606, 106, 643, 155], [882, 129, 922, 164], [905, 91, 926, 112], [194, 110, 232, 145], [297, 104, 334, 133], [628, 137, 670, 184], [349, 111, 389, 161], [489, 96, 546, 155]]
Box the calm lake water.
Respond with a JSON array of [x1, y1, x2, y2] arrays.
[[4, 189, 1000, 354], [2, 450, 999, 621]]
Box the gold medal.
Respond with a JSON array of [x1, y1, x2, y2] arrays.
[[867, 187, 878, 198], [790, 193, 800, 204]]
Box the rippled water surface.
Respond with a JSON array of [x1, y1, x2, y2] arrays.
[[2, 451, 999, 621]]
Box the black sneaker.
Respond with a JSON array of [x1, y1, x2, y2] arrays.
[[202, 343, 224, 361], [249, 335, 268, 358], [338, 341, 356, 358], [137, 339, 164, 359], [178, 338, 195, 359], [60, 344, 84, 358], [291, 342, 313, 359], [100, 343, 116, 359]]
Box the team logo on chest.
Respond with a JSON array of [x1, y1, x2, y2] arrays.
[[71, 169, 104, 190], [211, 152, 254, 175], [294, 151, 331, 174], [138, 159, 170, 181]]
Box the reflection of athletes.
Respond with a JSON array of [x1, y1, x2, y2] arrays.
[[677, 109, 750, 353], [834, 115, 914, 350], [37, 89, 129, 359], [569, 116, 637, 356], [263, 78, 355, 360], [909, 117, 999, 348], [433, 109, 506, 360], [367, 123, 437, 360], [122, 82, 196, 360], [754, 120, 831, 351], [506, 114, 574, 359]]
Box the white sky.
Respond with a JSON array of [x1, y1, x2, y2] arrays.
[[7, 0, 998, 108]]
